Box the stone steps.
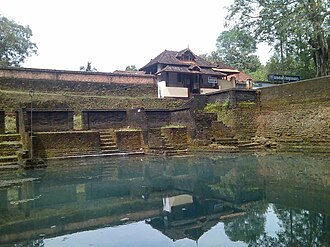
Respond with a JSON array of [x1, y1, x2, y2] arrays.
[[99, 130, 119, 154], [0, 134, 21, 142], [0, 134, 22, 171], [214, 138, 239, 145]]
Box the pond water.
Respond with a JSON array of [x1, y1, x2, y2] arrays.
[[0, 153, 329, 247]]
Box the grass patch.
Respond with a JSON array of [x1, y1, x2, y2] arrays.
[[74, 114, 82, 130], [5, 115, 16, 133], [161, 124, 186, 129]]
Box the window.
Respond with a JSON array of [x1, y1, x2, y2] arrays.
[[208, 77, 217, 84]]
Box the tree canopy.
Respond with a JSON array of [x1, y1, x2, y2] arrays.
[[212, 28, 262, 73], [226, 0, 330, 77], [0, 15, 37, 67], [125, 65, 137, 71]]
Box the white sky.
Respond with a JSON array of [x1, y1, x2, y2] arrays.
[[2, 0, 271, 72]]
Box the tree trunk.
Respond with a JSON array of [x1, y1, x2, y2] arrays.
[[308, 0, 329, 77]]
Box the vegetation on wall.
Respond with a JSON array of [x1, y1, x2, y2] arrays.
[[203, 102, 234, 127]]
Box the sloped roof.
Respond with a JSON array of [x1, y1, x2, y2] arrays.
[[228, 71, 255, 82], [140, 48, 232, 70], [157, 65, 227, 76]]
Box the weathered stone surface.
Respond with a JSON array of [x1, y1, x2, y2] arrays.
[[115, 130, 145, 151], [161, 127, 188, 149], [0, 67, 157, 98], [33, 131, 101, 158], [19, 109, 74, 132], [255, 76, 330, 152], [82, 110, 127, 130], [0, 110, 4, 134]]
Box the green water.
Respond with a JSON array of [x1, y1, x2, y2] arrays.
[[0, 153, 329, 246]]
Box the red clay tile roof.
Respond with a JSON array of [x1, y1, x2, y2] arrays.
[[157, 65, 226, 76], [140, 49, 235, 71], [228, 71, 255, 82]]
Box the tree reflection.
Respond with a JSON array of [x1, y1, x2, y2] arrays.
[[272, 206, 328, 247], [224, 201, 268, 244]]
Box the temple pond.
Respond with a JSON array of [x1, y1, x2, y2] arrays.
[[0, 153, 329, 246]]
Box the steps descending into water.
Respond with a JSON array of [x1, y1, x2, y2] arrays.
[[99, 130, 120, 154], [0, 134, 22, 171]]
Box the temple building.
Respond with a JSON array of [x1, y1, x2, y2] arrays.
[[140, 48, 239, 98]]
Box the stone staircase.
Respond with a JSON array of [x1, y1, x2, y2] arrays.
[[99, 130, 120, 154], [160, 132, 188, 156], [0, 134, 22, 170], [147, 129, 188, 156], [212, 137, 266, 151]]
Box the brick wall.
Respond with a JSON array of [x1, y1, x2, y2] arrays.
[[0, 67, 155, 84], [33, 131, 101, 158], [19, 109, 74, 132], [256, 76, 330, 152], [0, 110, 4, 134], [170, 108, 194, 128], [115, 130, 145, 151], [207, 88, 258, 108], [161, 127, 188, 149], [82, 110, 127, 130], [0, 67, 157, 98], [145, 110, 171, 128]]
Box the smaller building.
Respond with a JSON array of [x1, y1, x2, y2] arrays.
[[140, 48, 239, 98]]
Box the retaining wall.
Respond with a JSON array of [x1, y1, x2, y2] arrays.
[[19, 109, 74, 133], [256, 76, 330, 152], [0, 110, 4, 134], [115, 130, 145, 151], [33, 131, 101, 158], [0, 67, 157, 98]]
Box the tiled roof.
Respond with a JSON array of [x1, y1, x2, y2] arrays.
[[228, 71, 255, 82], [156, 65, 226, 76], [140, 49, 235, 70]]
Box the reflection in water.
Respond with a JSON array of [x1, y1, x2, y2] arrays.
[[0, 153, 329, 246]]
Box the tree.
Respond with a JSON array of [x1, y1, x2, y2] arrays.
[[226, 0, 330, 77], [80, 62, 97, 72], [203, 28, 262, 73], [125, 65, 137, 71], [0, 15, 37, 67]]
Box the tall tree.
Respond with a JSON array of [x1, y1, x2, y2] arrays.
[[0, 15, 37, 67], [226, 0, 330, 77], [205, 28, 262, 72]]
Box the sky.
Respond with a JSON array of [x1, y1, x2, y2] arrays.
[[2, 0, 271, 72]]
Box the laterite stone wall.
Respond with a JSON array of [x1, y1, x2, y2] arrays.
[[0, 110, 4, 134], [33, 131, 101, 158], [256, 76, 330, 152], [115, 130, 145, 151]]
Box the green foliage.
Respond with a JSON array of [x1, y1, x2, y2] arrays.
[[265, 53, 316, 80], [226, 0, 330, 77], [5, 115, 16, 133], [203, 102, 234, 127], [73, 114, 82, 130], [79, 62, 97, 72], [125, 65, 137, 71], [247, 66, 267, 81], [0, 15, 37, 67], [161, 124, 186, 129], [207, 28, 262, 72]]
